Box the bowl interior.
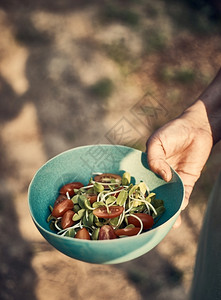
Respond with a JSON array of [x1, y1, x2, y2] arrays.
[[28, 144, 184, 264]]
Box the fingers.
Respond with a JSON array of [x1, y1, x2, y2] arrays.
[[146, 136, 172, 182]]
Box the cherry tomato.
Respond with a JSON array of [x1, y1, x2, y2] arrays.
[[86, 194, 97, 204], [115, 227, 140, 237], [54, 194, 67, 207], [61, 210, 75, 229], [99, 225, 117, 240], [127, 213, 154, 230], [59, 182, 84, 197], [52, 199, 74, 218], [93, 205, 124, 219], [75, 228, 90, 240], [94, 173, 121, 188]]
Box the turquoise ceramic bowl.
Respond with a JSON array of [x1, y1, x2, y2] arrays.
[[28, 144, 184, 264]]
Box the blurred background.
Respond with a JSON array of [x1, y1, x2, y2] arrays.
[[0, 0, 221, 299]]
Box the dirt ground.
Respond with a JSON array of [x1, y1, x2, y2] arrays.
[[0, 1, 221, 300]]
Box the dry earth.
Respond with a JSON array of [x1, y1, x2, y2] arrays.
[[0, 1, 221, 300]]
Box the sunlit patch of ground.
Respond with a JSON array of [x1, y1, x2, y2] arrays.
[[0, 1, 221, 299]]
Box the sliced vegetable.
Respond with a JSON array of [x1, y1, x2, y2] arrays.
[[115, 227, 140, 237], [59, 182, 84, 197], [93, 205, 124, 219], [51, 199, 74, 218], [61, 210, 75, 229], [128, 213, 154, 230], [75, 228, 91, 240], [99, 225, 117, 240]]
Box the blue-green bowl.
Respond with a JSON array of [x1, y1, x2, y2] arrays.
[[28, 144, 184, 264]]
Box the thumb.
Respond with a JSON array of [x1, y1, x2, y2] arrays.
[[146, 136, 172, 182]]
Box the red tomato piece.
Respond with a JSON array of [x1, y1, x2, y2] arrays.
[[94, 173, 121, 183], [93, 205, 124, 219], [61, 210, 75, 229], [59, 182, 84, 197], [51, 199, 74, 218], [86, 194, 97, 204], [54, 194, 67, 207], [127, 213, 154, 230], [75, 228, 91, 240], [99, 225, 117, 240], [115, 227, 140, 237], [94, 173, 121, 189]]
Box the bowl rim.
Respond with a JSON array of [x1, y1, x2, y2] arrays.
[[28, 144, 185, 244]]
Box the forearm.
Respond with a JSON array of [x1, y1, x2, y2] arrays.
[[199, 68, 221, 144], [185, 68, 221, 144]]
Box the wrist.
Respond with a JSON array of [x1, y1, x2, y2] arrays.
[[183, 69, 221, 145], [199, 68, 221, 144], [182, 100, 213, 140]]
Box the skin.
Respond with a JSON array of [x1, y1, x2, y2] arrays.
[[146, 68, 221, 227]]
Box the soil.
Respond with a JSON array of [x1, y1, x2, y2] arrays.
[[0, 1, 221, 300]]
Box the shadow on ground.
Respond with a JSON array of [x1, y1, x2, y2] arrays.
[[0, 1, 221, 299]]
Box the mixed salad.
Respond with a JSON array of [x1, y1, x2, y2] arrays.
[[47, 172, 166, 240]]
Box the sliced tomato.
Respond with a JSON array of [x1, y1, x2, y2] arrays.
[[59, 182, 84, 197], [61, 210, 75, 229], [75, 228, 91, 240], [94, 173, 121, 186], [54, 194, 67, 207], [127, 213, 154, 230], [99, 225, 117, 240], [115, 227, 140, 237], [51, 199, 74, 218], [86, 194, 97, 204], [93, 205, 124, 219]]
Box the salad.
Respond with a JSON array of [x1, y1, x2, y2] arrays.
[[47, 172, 165, 240]]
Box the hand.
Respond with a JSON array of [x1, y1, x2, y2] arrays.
[[146, 100, 213, 227]]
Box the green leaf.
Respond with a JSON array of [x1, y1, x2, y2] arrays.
[[49, 221, 57, 231], [122, 172, 131, 185], [92, 201, 105, 208], [138, 182, 147, 195], [86, 187, 95, 195], [130, 204, 146, 213], [125, 224, 135, 229], [72, 195, 79, 204], [153, 206, 166, 219], [146, 192, 156, 202], [94, 182, 104, 193], [79, 187, 86, 193], [151, 198, 164, 208], [91, 228, 100, 240], [116, 190, 128, 206], [82, 212, 94, 227], [74, 204, 81, 213], [95, 221, 105, 227], [84, 198, 93, 210], [47, 214, 56, 223], [109, 216, 119, 227], [64, 228, 76, 237], [72, 208, 85, 221], [49, 205, 53, 213], [105, 196, 116, 205], [129, 184, 138, 196], [78, 195, 89, 209]]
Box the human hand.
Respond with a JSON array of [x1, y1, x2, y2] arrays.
[[146, 100, 213, 227]]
